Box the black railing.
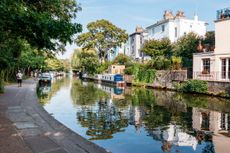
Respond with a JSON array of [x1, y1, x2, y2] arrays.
[[193, 71, 230, 82], [217, 7, 230, 20]]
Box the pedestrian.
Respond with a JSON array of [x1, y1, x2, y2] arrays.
[[16, 70, 23, 87]]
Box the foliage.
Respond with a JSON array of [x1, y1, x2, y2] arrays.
[[71, 49, 81, 71], [113, 53, 132, 65], [124, 63, 156, 83], [147, 56, 171, 70], [0, 0, 82, 91], [0, 0, 82, 52], [71, 49, 100, 75], [45, 57, 64, 71], [141, 38, 172, 58], [177, 80, 208, 94], [173, 32, 200, 68], [96, 61, 112, 74], [76, 19, 128, 62], [203, 31, 215, 51], [171, 56, 182, 70]]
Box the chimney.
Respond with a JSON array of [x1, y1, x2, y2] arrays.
[[135, 27, 143, 33], [194, 14, 198, 21], [164, 10, 174, 20]]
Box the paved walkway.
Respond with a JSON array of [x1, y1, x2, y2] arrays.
[[0, 80, 107, 153]]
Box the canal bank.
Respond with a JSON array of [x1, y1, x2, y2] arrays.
[[0, 79, 107, 153]]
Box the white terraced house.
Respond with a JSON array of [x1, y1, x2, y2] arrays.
[[146, 10, 207, 43], [193, 7, 230, 81]]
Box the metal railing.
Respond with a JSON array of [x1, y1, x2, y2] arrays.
[[193, 71, 230, 82], [217, 7, 230, 20]]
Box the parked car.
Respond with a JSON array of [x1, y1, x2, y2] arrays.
[[38, 73, 52, 85]]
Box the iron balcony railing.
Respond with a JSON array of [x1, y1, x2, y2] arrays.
[[217, 7, 230, 20], [193, 71, 230, 82]]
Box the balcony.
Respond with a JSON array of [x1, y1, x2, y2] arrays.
[[217, 7, 230, 21]]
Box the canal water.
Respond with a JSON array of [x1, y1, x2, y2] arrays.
[[37, 77, 230, 153]]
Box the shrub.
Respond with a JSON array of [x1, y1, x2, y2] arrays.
[[178, 80, 208, 94], [124, 63, 156, 83]]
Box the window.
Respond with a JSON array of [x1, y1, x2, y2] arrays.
[[162, 25, 165, 32], [175, 27, 177, 38], [221, 59, 226, 79], [202, 58, 210, 74]]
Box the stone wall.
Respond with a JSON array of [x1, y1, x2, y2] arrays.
[[124, 70, 187, 89], [208, 81, 230, 96]]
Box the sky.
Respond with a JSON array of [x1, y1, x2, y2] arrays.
[[58, 0, 230, 59]]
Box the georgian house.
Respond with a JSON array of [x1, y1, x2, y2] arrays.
[[193, 7, 230, 81], [146, 10, 207, 42]]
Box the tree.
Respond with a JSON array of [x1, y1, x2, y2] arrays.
[[173, 32, 200, 68], [71, 49, 100, 75], [203, 31, 215, 51], [0, 0, 82, 91], [76, 19, 128, 63], [113, 53, 132, 65], [141, 38, 172, 58], [0, 0, 82, 52], [141, 38, 172, 70]]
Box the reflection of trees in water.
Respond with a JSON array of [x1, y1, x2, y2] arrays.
[[77, 100, 129, 140], [71, 80, 109, 106], [37, 77, 70, 105], [70, 81, 230, 151]]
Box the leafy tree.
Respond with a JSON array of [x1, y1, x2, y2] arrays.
[[71, 49, 81, 71], [0, 0, 82, 91], [141, 38, 172, 58], [113, 53, 132, 65], [141, 38, 172, 70], [45, 57, 64, 71], [76, 19, 128, 63], [71, 49, 100, 75], [173, 32, 200, 68], [0, 0, 82, 52], [203, 31, 215, 51]]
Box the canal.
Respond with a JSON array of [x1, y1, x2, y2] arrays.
[[37, 77, 230, 153]]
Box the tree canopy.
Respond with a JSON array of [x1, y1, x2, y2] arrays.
[[71, 49, 100, 75], [173, 32, 200, 68], [0, 0, 82, 52], [141, 38, 172, 58], [0, 0, 82, 92], [76, 19, 128, 62]]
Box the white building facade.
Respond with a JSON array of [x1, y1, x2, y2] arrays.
[[193, 8, 230, 81], [125, 27, 149, 61], [146, 10, 207, 43]]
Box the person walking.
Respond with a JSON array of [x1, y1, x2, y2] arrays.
[[16, 70, 23, 87]]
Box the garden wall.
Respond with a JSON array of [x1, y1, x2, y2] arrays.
[[124, 70, 188, 89]]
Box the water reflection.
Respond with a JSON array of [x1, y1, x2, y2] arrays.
[[39, 79, 230, 153], [37, 77, 70, 105]]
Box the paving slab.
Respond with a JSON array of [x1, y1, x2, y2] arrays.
[[24, 136, 60, 153], [14, 122, 38, 129]]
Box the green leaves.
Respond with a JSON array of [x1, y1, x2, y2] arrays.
[[71, 49, 100, 75], [76, 19, 128, 62], [141, 38, 172, 58], [173, 32, 200, 68]]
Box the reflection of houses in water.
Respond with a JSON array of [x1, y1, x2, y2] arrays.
[[148, 124, 198, 151], [95, 84, 125, 100], [129, 106, 145, 133], [192, 107, 230, 134]]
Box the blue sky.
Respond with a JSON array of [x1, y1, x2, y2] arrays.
[[59, 0, 230, 59]]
